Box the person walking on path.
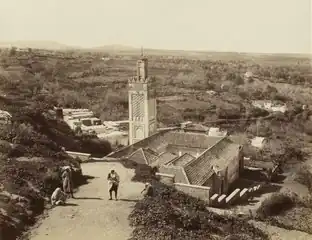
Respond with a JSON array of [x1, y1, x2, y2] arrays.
[[62, 167, 74, 198], [68, 166, 75, 197], [107, 169, 120, 201]]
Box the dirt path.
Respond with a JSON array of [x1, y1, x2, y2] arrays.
[[27, 162, 144, 240]]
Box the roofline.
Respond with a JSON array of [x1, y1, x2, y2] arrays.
[[167, 152, 194, 166], [128, 148, 149, 165], [183, 136, 227, 168], [181, 167, 190, 184], [108, 128, 185, 157], [160, 164, 190, 184], [140, 148, 149, 165]]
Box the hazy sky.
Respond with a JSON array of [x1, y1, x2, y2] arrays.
[[1, 0, 311, 53]]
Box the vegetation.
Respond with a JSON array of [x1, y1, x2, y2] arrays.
[[0, 47, 311, 238], [295, 164, 312, 193], [256, 192, 312, 234]]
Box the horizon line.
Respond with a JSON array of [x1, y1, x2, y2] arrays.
[[0, 40, 311, 56]]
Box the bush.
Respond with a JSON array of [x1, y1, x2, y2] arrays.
[[43, 168, 62, 195], [256, 192, 296, 219], [295, 165, 312, 193], [0, 140, 12, 154], [303, 121, 312, 135], [128, 181, 268, 240]]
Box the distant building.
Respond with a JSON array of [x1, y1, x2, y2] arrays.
[[101, 57, 111, 61], [208, 127, 227, 137], [206, 90, 217, 96], [180, 121, 193, 129], [252, 100, 287, 113], [59, 107, 129, 146], [16, 48, 29, 53], [244, 71, 253, 79]]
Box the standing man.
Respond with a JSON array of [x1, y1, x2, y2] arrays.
[[107, 169, 120, 201], [68, 165, 75, 198], [62, 167, 74, 198]]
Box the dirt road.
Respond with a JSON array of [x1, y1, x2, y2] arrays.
[[27, 162, 144, 240]]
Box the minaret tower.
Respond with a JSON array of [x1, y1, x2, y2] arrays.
[[128, 49, 157, 144]]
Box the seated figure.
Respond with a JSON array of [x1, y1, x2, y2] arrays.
[[51, 187, 67, 206], [141, 182, 154, 197]]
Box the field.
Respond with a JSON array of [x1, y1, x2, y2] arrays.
[[0, 46, 312, 239]]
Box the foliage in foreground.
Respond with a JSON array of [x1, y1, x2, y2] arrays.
[[256, 192, 312, 234], [295, 164, 312, 193], [128, 181, 268, 240]]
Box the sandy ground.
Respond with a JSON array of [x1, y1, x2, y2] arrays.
[[27, 162, 144, 240]]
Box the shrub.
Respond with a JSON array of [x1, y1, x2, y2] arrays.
[[256, 192, 296, 219], [0, 140, 12, 154], [295, 165, 312, 193], [303, 121, 312, 135], [128, 181, 268, 240]]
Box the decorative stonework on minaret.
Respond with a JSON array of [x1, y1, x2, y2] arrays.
[[128, 50, 157, 145]]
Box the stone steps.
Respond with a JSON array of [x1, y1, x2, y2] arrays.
[[209, 184, 263, 207]]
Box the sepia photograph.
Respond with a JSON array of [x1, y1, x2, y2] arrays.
[[0, 0, 311, 239]]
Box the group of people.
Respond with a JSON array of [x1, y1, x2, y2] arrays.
[[51, 166, 74, 206], [50, 168, 154, 206]]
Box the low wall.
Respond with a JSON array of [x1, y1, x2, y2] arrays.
[[174, 183, 211, 202], [65, 151, 91, 162], [156, 172, 211, 202]]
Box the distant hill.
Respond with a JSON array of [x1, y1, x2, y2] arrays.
[[92, 44, 137, 51], [0, 40, 80, 50], [0, 41, 309, 60], [89, 45, 311, 60]]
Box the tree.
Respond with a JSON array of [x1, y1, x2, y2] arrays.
[[234, 74, 244, 85], [9, 46, 17, 56]]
